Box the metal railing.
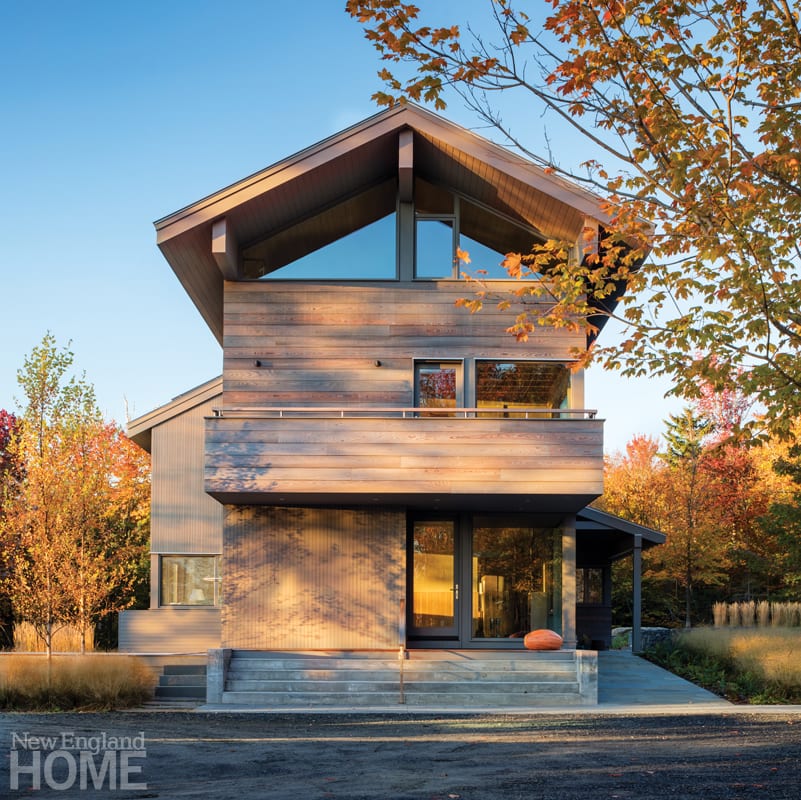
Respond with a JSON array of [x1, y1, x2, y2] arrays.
[[211, 406, 598, 420]]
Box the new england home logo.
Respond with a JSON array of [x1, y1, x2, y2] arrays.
[[9, 729, 147, 791]]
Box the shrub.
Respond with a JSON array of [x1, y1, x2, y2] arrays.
[[0, 654, 155, 711]]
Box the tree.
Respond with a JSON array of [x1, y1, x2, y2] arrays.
[[347, 0, 801, 437], [0, 409, 19, 649], [0, 334, 150, 655]]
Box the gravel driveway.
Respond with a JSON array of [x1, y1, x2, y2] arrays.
[[2, 711, 800, 799]]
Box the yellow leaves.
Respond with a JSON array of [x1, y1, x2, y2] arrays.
[[455, 247, 471, 265]]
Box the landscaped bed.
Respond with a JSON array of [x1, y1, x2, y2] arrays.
[[646, 627, 801, 704], [0, 653, 155, 711]]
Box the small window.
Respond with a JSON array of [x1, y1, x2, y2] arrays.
[[415, 361, 462, 416], [577, 567, 604, 605], [160, 555, 221, 607]]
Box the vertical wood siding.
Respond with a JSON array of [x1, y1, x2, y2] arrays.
[[222, 506, 405, 649], [151, 397, 224, 554]]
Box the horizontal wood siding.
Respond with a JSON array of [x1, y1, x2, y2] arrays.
[[152, 396, 224, 554], [222, 281, 585, 408], [222, 506, 405, 649], [118, 608, 221, 653], [205, 416, 603, 504]]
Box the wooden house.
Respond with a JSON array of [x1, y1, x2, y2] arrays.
[[122, 105, 665, 706]]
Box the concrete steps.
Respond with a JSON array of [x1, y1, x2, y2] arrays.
[[155, 663, 207, 701], [218, 650, 596, 707]]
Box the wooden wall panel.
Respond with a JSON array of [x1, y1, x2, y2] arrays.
[[118, 608, 221, 653], [205, 416, 604, 506], [222, 281, 585, 408], [222, 506, 405, 649], [151, 396, 224, 554]]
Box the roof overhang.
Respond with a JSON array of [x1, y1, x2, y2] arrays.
[[154, 104, 642, 343], [126, 376, 223, 452], [576, 506, 666, 563]]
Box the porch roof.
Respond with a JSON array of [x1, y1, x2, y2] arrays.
[[576, 507, 666, 563]]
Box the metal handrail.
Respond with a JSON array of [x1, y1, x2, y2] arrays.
[[211, 406, 598, 419]]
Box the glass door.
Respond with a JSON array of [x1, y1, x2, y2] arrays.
[[408, 519, 459, 639], [470, 523, 557, 640]]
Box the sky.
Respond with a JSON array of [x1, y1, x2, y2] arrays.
[[0, 1, 682, 454]]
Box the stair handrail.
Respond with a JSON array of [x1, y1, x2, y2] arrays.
[[398, 597, 406, 705]]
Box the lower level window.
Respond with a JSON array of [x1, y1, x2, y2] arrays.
[[577, 567, 604, 605], [160, 555, 221, 606]]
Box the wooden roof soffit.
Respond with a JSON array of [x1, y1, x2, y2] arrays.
[[398, 129, 413, 203], [212, 217, 239, 280]]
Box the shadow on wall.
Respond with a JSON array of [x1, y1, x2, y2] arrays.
[[222, 505, 405, 649]]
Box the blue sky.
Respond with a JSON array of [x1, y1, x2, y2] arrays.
[[1, 1, 680, 453]]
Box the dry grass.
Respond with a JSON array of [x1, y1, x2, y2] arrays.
[[0, 654, 155, 710], [678, 627, 801, 700], [712, 601, 801, 629], [13, 621, 94, 652]]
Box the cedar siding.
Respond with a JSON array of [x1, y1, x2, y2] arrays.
[[222, 506, 405, 650], [207, 279, 603, 509]]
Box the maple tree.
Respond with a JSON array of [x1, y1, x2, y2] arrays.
[[347, 0, 801, 436], [0, 335, 150, 655]]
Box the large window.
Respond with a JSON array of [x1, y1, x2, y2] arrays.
[[160, 556, 221, 607], [256, 213, 397, 280], [471, 522, 559, 639], [414, 179, 541, 280], [476, 361, 569, 414]]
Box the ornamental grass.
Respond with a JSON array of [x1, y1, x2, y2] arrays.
[[0, 654, 155, 711]]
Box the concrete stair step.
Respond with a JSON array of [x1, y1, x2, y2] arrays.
[[226, 679, 578, 693], [220, 690, 584, 707], [163, 664, 207, 676], [155, 685, 207, 699], [225, 667, 575, 682], [159, 674, 207, 687]]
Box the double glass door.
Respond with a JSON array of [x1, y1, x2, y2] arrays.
[[408, 516, 558, 646]]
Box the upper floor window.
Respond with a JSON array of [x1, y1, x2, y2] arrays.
[[414, 179, 541, 280], [415, 361, 463, 416], [257, 213, 397, 280], [476, 361, 569, 413]]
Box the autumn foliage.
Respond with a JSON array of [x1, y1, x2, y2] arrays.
[[348, 0, 801, 437], [600, 391, 797, 626], [0, 335, 150, 654]]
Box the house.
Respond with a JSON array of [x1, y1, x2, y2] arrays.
[[122, 105, 665, 705]]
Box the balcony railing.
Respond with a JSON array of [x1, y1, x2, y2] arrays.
[[211, 406, 598, 419]]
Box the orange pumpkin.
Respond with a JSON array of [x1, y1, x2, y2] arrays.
[[523, 629, 563, 651]]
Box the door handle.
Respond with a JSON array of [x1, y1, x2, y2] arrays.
[[454, 583, 459, 601]]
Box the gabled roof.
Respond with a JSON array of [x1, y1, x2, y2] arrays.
[[155, 104, 625, 344], [126, 376, 222, 452]]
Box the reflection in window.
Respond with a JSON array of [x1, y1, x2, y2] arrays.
[[160, 556, 221, 606], [260, 213, 397, 280], [476, 361, 569, 414], [415, 218, 456, 278], [415, 362, 459, 415], [577, 567, 604, 605], [472, 525, 557, 638]]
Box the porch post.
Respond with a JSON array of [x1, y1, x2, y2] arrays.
[[561, 514, 577, 649], [632, 533, 643, 653]]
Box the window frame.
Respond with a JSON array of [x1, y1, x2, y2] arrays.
[[159, 554, 222, 608]]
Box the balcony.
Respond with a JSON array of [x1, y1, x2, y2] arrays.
[[204, 407, 604, 512]]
